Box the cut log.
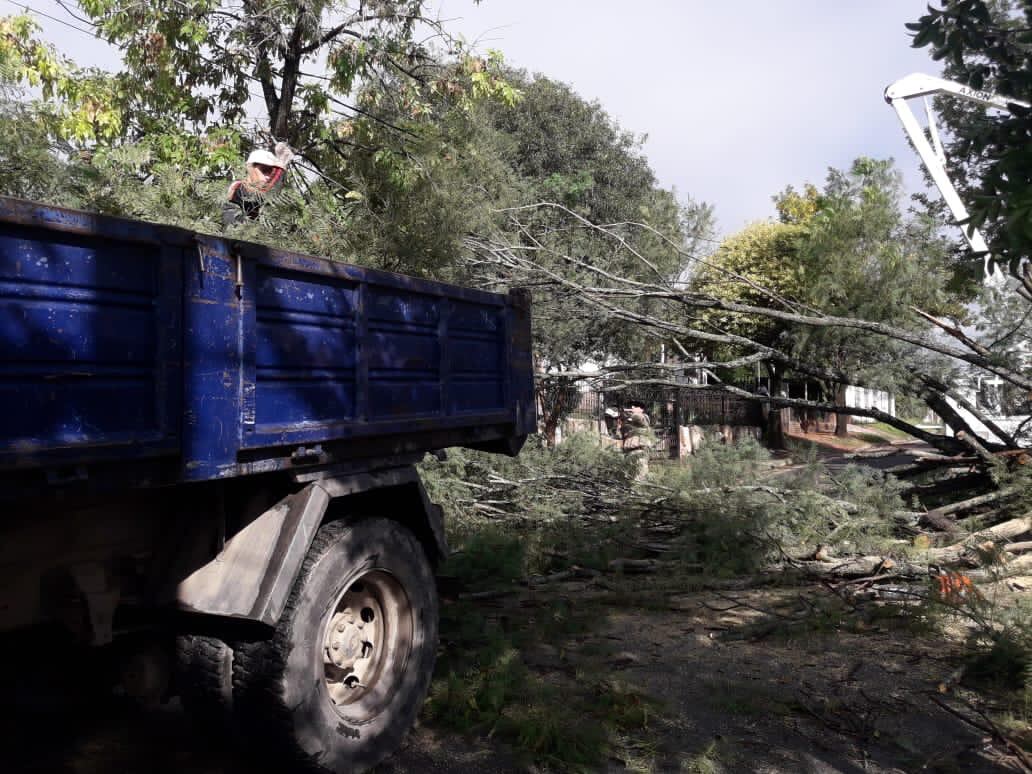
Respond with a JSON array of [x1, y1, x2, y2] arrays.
[[968, 554, 1032, 582], [920, 510, 960, 533], [884, 462, 976, 478], [919, 489, 1015, 532], [797, 514, 1032, 580], [976, 515, 1032, 542], [955, 431, 997, 466], [927, 490, 1009, 518], [607, 558, 664, 574], [901, 472, 990, 499], [795, 556, 928, 579], [844, 449, 899, 460], [923, 515, 1032, 562]]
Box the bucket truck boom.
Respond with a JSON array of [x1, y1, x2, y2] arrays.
[[884, 72, 1030, 278]]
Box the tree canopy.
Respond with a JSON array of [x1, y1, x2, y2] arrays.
[[0, 3, 1027, 453], [908, 0, 1032, 295]]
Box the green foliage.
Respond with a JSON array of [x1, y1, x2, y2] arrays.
[[428, 431, 910, 583], [681, 741, 726, 774], [692, 219, 807, 351], [0, 14, 123, 141], [666, 435, 771, 489], [788, 158, 956, 391], [0, 2, 532, 280], [965, 626, 1032, 689], [466, 72, 714, 437], [644, 439, 909, 573], [988, 458, 1032, 514], [691, 156, 961, 428], [908, 0, 1032, 281], [70, 0, 513, 143], [0, 97, 79, 205], [646, 440, 781, 575], [816, 466, 907, 553], [774, 182, 823, 225], [419, 433, 638, 531], [439, 528, 524, 591], [425, 589, 657, 769], [915, 574, 1032, 725]]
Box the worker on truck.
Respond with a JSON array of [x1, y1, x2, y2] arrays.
[[222, 141, 294, 227]]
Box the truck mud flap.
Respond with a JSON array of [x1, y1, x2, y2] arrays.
[[176, 467, 446, 627], [177, 483, 329, 626]]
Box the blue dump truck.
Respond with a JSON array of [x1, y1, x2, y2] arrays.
[[0, 196, 535, 771]]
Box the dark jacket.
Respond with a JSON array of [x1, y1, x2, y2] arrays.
[[221, 166, 286, 227]]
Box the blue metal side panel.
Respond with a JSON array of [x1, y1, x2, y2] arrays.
[[508, 289, 537, 435], [0, 196, 533, 483], [0, 223, 180, 465], [181, 238, 241, 480], [252, 264, 358, 434], [241, 250, 515, 450], [367, 289, 442, 418], [449, 301, 505, 414]]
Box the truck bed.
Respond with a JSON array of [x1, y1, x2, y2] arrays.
[[0, 197, 535, 492]]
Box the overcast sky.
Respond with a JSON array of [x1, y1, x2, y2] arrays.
[[21, 0, 941, 236], [434, 0, 938, 234]]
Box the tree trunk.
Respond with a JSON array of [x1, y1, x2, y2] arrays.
[[542, 405, 560, 448], [921, 387, 982, 444], [537, 372, 574, 449], [764, 363, 786, 450], [834, 382, 849, 437]]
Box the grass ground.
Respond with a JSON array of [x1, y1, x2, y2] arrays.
[[393, 511, 1032, 773], [866, 421, 922, 442], [786, 422, 917, 453], [402, 435, 1032, 772]]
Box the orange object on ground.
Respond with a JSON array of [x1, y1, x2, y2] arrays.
[[933, 571, 980, 603]]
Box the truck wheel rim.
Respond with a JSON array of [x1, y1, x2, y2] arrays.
[[321, 570, 413, 716]]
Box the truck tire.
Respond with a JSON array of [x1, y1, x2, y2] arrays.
[[232, 517, 438, 773], [175, 633, 234, 730]]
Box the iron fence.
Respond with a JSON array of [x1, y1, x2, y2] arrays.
[[567, 387, 763, 426], [563, 386, 764, 458]]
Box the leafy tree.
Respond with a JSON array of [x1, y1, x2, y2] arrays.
[[0, 7, 525, 279], [469, 72, 713, 442], [787, 158, 956, 435], [690, 159, 957, 443], [691, 220, 806, 445], [907, 0, 1032, 294], [0, 14, 124, 141], [70, 0, 513, 143], [692, 221, 807, 357]]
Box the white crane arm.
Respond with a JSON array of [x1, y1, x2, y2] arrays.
[[884, 73, 1030, 278], [885, 72, 1029, 111]]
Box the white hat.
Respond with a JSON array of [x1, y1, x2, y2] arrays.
[[246, 149, 282, 168]]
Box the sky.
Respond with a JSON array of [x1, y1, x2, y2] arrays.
[[15, 0, 942, 236], [433, 0, 939, 234]]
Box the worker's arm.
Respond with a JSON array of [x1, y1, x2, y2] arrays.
[[222, 181, 245, 227]]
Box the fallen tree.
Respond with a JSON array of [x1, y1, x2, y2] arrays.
[[465, 197, 1030, 460]]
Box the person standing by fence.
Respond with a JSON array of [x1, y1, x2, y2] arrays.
[[622, 401, 653, 479]]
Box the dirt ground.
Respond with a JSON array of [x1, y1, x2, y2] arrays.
[[603, 591, 1018, 773], [3, 582, 1024, 774]]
